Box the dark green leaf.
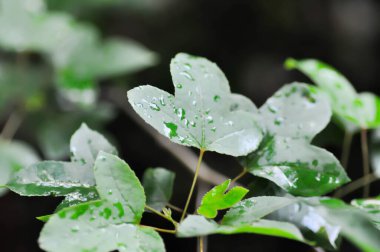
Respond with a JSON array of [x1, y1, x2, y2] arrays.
[[142, 167, 175, 211], [128, 53, 263, 156], [197, 179, 248, 218]]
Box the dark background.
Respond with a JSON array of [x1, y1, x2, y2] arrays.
[[1, 0, 380, 251]]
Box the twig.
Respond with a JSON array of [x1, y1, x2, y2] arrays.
[[106, 87, 229, 186], [231, 167, 247, 184], [139, 225, 176, 234], [340, 131, 353, 169], [361, 129, 370, 197], [1, 111, 23, 140], [337, 173, 378, 198], [145, 205, 178, 227], [167, 203, 183, 213]]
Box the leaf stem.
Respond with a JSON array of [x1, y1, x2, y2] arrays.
[[145, 205, 178, 226], [181, 149, 205, 221], [1, 111, 23, 140], [231, 167, 247, 184], [199, 236, 204, 252], [139, 225, 176, 234], [167, 203, 183, 213], [337, 173, 378, 198], [361, 128, 370, 197], [340, 131, 353, 169]]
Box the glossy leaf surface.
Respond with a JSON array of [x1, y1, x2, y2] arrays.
[[142, 167, 175, 211], [39, 200, 165, 252], [128, 53, 263, 156], [94, 152, 145, 223], [197, 180, 248, 218]]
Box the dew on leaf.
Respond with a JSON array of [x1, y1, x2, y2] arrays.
[[164, 122, 178, 139], [149, 103, 160, 111], [213, 95, 221, 102], [180, 71, 194, 80], [176, 83, 183, 89]]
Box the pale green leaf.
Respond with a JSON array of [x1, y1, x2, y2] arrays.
[[128, 53, 263, 156], [142, 167, 175, 211], [352, 198, 380, 230], [222, 196, 296, 226], [39, 200, 165, 252], [94, 151, 145, 223], [244, 136, 350, 196], [177, 215, 305, 243], [197, 179, 248, 218]]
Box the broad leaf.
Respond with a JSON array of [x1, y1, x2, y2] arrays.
[[142, 167, 175, 211], [352, 198, 380, 229], [285, 58, 380, 130], [128, 53, 263, 156], [244, 136, 350, 196], [94, 151, 145, 223], [0, 139, 39, 195], [222, 196, 296, 226], [243, 83, 349, 196], [39, 200, 165, 252], [177, 215, 305, 243], [197, 179, 248, 218], [8, 124, 116, 205]]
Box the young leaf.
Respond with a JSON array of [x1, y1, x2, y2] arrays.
[[285, 58, 380, 130], [39, 200, 165, 252], [177, 215, 305, 243], [94, 151, 146, 223], [142, 167, 175, 211], [242, 83, 349, 196], [222, 196, 296, 226], [0, 139, 40, 195], [127, 53, 263, 157], [8, 124, 116, 206], [197, 179, 248, 218], [352, 198, 380, 229], [244, 136, 350, 196]]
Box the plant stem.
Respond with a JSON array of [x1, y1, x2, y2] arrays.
[[199, 236, 204, 252], [167, 203, 183, 213], [139, 225, 176, 234], [231, 167, 247, 184], [181, 149, 205, 221], [341, 131, 353, 169], [361, 128, 370, 197], [1, 111, 23, 140], [145, 205, 178, 226], [337, 173, 378, 198]]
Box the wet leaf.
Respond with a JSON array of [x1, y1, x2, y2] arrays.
[[177, 215, 305, 243], [222, 196, 296, 226], [197, 179, 248, 218], [243, 83, 349, 196], [142, 167, 175, 211], [39, 200, 165, 252], [128, 53, 263, 156], [0, 139, 40, 195], [8, 124, 115, 205], [285, 58, 380, 130], [352, 197, 380, 230], [244, 136, 349, 196], [94, 152, 145, 223]]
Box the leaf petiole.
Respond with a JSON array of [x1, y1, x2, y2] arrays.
[[139, 225, 176, 234], [231, 167, 247, 184], [145, 205, 178, 227]]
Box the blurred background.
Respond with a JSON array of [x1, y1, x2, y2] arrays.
[[0, 0, 379, 251]]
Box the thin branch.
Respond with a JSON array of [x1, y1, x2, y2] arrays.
[[145, 205, 178, 226], [338, 173, 378, 198], [361, 129, 370, 197], [231, 167, 247, 185], [106, 87, 229, 186], [167, 203, 183, 213], [139, 225, 176, 234], [340, 131, 353, 169], [1, 111, 23, 140]]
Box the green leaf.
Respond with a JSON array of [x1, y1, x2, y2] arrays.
[[244, 136, 350, 196], [272, 197, 380, 252], [197, 179, 248, 218], [8, 124, 116, 206], [94, 151, 146, 223], [142, 167, 175, 211], [352, 198, 380, 229], [128, 53, 263, 157], [39, 200, 165, 252], [0, 139, 39, 195], [285, 58, 380, 130], [259, 83, 331, 141], [222, 196, 296, 226], [177, 215, 305, 243]]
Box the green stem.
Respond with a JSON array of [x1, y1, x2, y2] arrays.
[[199, 236, 204, 252], [139, 225, 176, 234], [145, 205, 178, 227], [181, 149, 205, 222], [1, 111, 23, 140], [231, 167, 247, 184], [167, 203, 183, 213], [341, 131, 353, 169], [337, 173, 378, 198], [361, 129, 370, 197]]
